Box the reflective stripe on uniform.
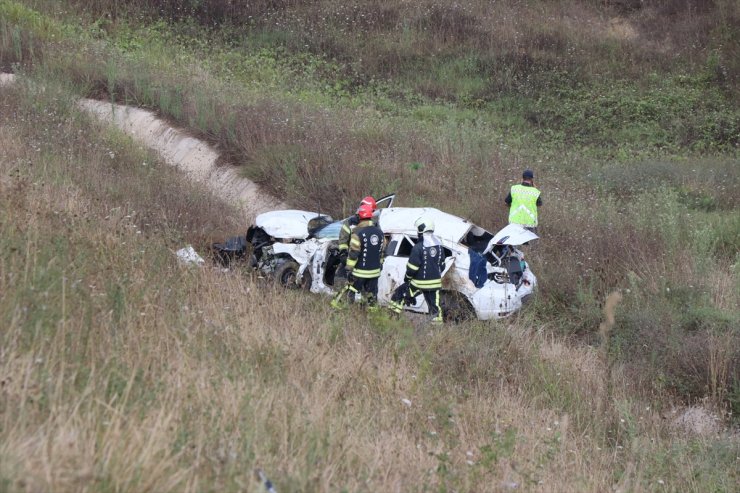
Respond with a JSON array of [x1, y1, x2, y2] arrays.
[[433, 291, 442, 321], [406, 263, 419, 271], [411, 278, 442, 289], [352, 268, 381, 278]]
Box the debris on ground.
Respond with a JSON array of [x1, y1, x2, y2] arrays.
[[176, 245, 205, 265]]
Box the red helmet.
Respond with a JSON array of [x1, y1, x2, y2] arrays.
[[360, 196, 377, 211], [358, 203, 374, 219]]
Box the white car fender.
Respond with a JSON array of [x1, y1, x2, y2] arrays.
[[272, 241, 316, 272]]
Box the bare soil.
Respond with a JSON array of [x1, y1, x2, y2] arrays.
[[78, 99, 287, 221], [1, 72, 287, 222]]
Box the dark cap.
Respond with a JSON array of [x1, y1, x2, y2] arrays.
[[522, 169, 534, 179]]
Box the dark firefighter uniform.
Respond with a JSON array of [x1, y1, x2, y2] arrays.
[[337, 214, 359, 257], [327, 214, 359, 279], [334, 218, 384, 308], [391, 234, 446, 322]]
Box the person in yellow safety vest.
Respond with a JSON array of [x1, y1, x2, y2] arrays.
[[331, 202, 385, 309], [505, 169, 542, 233], [389, 217, 446, 324]]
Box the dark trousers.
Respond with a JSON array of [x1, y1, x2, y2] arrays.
[[420, 289, 442, 319], [391, 282, 441, 318], [349, 276, 379, 305]]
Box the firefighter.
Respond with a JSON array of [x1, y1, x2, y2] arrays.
[[337, 196, 376, 262], [331, 201, 384, 309], [390, 216, 445, 324], [505, 169, 542, 233], [328, 196, 376, 296]]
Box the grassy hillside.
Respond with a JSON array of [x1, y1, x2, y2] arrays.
[[1, 76, 737, 492], [1, 0, 739, 490]]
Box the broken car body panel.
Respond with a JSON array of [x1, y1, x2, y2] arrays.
[[255, 210, 331, 240], [241, 202, 537, 320], [485, 223, 539, 251]]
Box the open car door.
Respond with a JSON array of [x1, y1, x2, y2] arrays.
[[375, 194, 395, 209]]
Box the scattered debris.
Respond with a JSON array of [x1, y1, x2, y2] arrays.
[[254, 468, 277, 493], [0, 73, 15, 86], [176, 245, 205, 265]]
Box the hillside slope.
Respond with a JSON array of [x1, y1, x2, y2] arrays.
[[0, 1, 738, 491], [1, 71, 738, 493]]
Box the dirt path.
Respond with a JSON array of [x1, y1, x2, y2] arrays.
[[1, 73, 287, 221]]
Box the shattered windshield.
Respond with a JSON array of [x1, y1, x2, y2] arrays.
[[313, 220, 342, 240]]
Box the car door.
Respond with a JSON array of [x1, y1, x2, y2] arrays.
[[377, 234, 426, 312], [374, 194, 395, 209]]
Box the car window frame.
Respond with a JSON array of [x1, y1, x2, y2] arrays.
[[375, 194, 395, 209]]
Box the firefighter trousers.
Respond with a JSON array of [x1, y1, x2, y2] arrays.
[[390, 283, 442, 321], [349, 276, 379, 306], [331, 276, 379, 308]]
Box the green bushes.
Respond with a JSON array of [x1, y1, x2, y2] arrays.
[[2, 0, 738, 415], [529, 78, 739, 154]]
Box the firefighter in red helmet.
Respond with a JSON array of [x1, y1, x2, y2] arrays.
[[331, 200, 384, 309], [337, 196, 376, 258]]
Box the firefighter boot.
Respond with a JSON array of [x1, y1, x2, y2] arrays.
[[389, 300, 403, 314], [330, 285, 350, 310]]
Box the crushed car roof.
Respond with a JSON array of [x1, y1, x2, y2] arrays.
[[377, 207, 475, 242], [254, 206, 538, 247], [255, 210, 332, 240]]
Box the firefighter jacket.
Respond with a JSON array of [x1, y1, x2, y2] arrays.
[[508, 184, 541, 226], [346, 219, 384, 279], [406, 233, 445, 290], [337, 214, 359, 253]]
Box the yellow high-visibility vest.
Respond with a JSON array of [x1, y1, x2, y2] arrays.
[[508, 184, 540, 226]]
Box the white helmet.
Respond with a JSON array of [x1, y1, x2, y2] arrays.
[[415, 216, 434, 233]]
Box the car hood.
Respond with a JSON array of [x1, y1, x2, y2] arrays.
[[484, 224, 539, 252], [255, 210, 329, 240]]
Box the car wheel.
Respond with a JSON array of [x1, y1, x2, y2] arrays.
[[274, 260, 311, 290], [440, 291, 475, 323]]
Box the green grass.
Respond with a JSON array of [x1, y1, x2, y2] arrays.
[[0, 1, 738, 489]]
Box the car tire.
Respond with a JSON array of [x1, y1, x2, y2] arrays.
[[274, 260, 311, 290], [440, 290, 475, 323]]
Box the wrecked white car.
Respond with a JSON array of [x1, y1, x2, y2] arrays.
[[214, 196, 537, 321]]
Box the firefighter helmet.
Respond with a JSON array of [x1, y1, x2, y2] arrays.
[[360, 195, 377, 211], [415, 216, 434, 233], [358, 203, 374, 219]]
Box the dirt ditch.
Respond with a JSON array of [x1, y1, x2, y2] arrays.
[[1, 72, 287, 222]]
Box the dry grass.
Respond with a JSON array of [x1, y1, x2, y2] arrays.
[[1, 78, 737, 492], [2, 0, 737, 412], [53, 0, 738, 93]]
